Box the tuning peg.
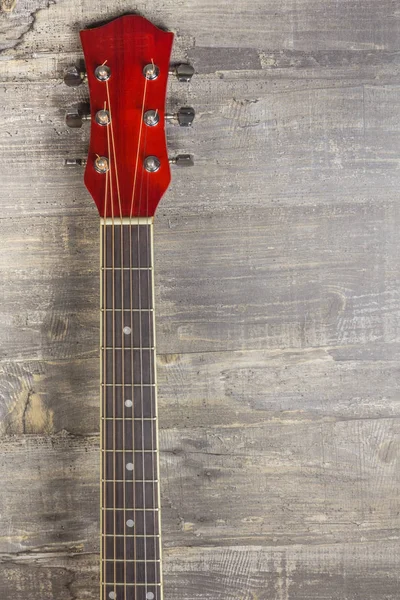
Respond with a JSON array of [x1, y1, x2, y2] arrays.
[[64, 158, 87, 167], [169, 63, 194, 82], [64, 65, 87, 87], [166, 106, 195, 127], [169, 154, 194, 167], [66, 108, 91, 128]]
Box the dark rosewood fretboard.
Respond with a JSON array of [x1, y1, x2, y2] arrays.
[[101, 220, 161, 600]]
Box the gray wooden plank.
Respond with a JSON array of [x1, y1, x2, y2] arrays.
[[0, 551, 98, 600], [1, 541, 399, 600], [1, 80, 400, 217], [165, 543, 400, 600], [0, 422, 400, 553], [1, 0, 400, 57], [1, 346, 399, 436], [0, 200, 398, 360]]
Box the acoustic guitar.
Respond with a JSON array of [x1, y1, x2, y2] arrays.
[[64, 14, 195, 600]]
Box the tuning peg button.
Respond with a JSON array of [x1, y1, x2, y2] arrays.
[[64, 66, 87, 87], [169, 63, 194, 82], [66, 109, 91, 128], [169, 154, 194, 167], [64, 158, 87, 167], [166, 106, 195, 127]]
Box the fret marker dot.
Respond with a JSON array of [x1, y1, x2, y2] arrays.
[[123, 326, 131, 335], [126, 462, 134, 471], [126, 519, 134, 528], [146, 593, 154, 600], [109, 593, 116, 600], [125, 399, 133, 408]]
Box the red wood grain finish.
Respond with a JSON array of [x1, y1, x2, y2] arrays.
[[80, 16, 174, 217]]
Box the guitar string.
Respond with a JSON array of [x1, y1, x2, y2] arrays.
[[128, 208, 137, 596], [130, 67, 150, 598], [102, 150, 109, 600], [104, 104, 117, 600], [105, 80, 126, 600], [145, 148, 159, 600], [138, 60, 162, 599], [138, 64, 162, 596], [137, 113, 150, 597], [130, 75, 148, 220]]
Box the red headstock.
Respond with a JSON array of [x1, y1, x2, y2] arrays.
[[80, 16, 173, 218]]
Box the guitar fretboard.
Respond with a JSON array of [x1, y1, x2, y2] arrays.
[[100, 221, 161, 600]]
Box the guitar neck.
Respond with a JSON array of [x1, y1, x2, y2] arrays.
[[100, 218, 162, 600]]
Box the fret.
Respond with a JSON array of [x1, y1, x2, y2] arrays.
[[103, 559, 160, 584], [102, 421, 156, 453], [103, 584, 162, 600], [101, 448, 158, 451], [103, 270, 152, 310], [103, 479, 158, 507], [102, 558, 161, 563], [103, 449, 158, 452], [104, 510, 159, 535], [104, 310, 153, 347], [104, 348, 155, 384], [103, 535, 161, 561], [102, 534, 160, 538], [103, 455, 158, 478], [102, 347, 155, 350], [102, 383, 156, 387], [103, 479, 158, 482], [103, 224, 152, 268], [104, 454, 158, 480], [101, 418, 157, 421], [102, 479, 159, 482], [103, 384, 155, 419], [101, 458, 158, 480], [101, 267, 153, 270], [102, 508, 159, 511], [101, 308, 154, 312], [103, 584, 162, 588]]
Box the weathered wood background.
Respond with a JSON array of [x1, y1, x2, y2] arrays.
[[0, 1, 400, 598]]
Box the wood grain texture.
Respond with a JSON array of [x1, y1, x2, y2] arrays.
[[0, 0, 399, 599]]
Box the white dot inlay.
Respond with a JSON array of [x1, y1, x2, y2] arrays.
[[126, 462, 134, 471], [126, 519, 134, 528], [109, 593, 116, 600], [125, 399, 133, 408], [123, 326, 131, 335], [146, 593, 154, 600]]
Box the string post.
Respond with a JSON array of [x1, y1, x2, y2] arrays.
[[143, 63, 160, 80], [144, 110, 160, 127], [94, 156, 110, 173], [95, 64, 111, 81]]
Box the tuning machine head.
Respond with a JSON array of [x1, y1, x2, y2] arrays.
[[169, 154, 194, 167], [64, 158, 87, 167], [64, 65, 87, 87], [166, 106, 195, 127], [65, 105, 91, 128], [169, 63, 195, 83]]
